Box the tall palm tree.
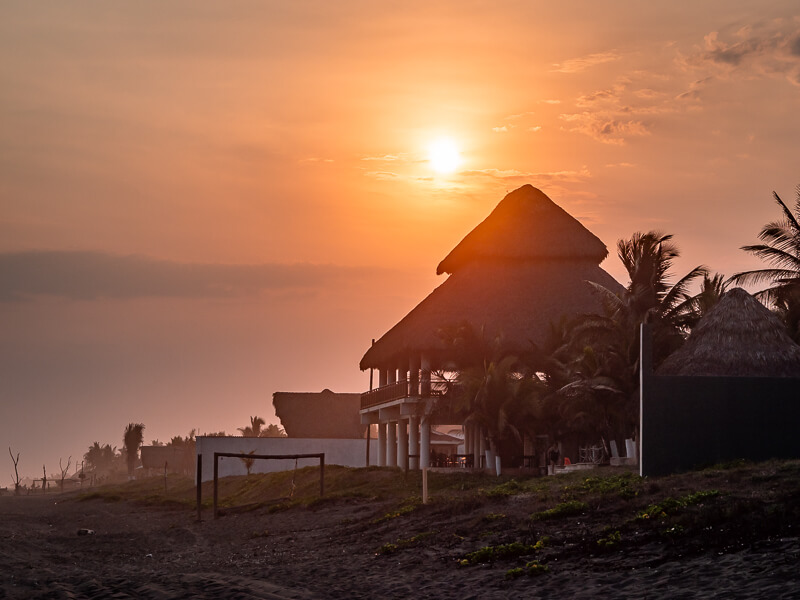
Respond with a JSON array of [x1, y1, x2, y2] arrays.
[[238, 416, 266, 437], [730, 188, 800, 341], [122, 423, 145, 478], [589, 231, 708, 365]]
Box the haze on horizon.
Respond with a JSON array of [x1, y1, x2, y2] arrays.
[[2, 1, 799, 482]]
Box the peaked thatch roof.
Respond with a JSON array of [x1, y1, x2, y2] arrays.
[[436, 184, 608, 275], [360, 186, 622, 370], [657, 287, 800, 377]]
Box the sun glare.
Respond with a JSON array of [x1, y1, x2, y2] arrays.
[[427, 137, 461, 174]]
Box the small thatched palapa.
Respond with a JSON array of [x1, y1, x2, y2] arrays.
[[657, 287, 800, 377], [360, 185, 622, 370]]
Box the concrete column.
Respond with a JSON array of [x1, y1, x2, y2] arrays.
[[409, 355, 420, 397], [387, 421, 397, 467], [420, 354, 431, 397], [409, 415, 420, 470], [398, 419, 409, 471], [420, 416, 431, 469], [379, 369, 387, 388], [377, 423, 387, 466]]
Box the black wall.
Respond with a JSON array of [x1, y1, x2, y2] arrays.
[[640, 372, 800, 476]]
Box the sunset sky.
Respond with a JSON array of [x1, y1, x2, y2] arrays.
[[2, 1, 799, 481]]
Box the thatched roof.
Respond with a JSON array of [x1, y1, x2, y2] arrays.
[[361, 186, 622, 369], [437, 184, 608, 275], [273, 389, 366, 439], [657, 288, 800, 377]]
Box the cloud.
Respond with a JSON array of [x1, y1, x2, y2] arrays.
[[461, 167, 590, 184], [299, 157, 334, 163], [529, 126, 542, 132], [364, 171, 400, 180], [361, 154, 405, 162], [491, 125, 511, 133], [0, 251, 384, 302], [559, 112, 650, 145], [683, 20, 800, 85], [551, 51, 620, 73]]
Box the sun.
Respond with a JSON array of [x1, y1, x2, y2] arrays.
[[427, 137, 462, 174]]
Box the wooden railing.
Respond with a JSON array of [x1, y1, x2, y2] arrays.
[[361, 381, 409, 409], [360, 381, 450, 410]]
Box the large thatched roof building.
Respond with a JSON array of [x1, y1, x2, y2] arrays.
[[360, 184, 622, 371], [657, 287, 800, 377], [358, 184, 623, 471]]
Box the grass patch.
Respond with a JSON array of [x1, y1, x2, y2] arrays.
[[637, 490, 720, 521], [530, 500, 588, 521]]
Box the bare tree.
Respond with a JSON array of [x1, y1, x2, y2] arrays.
[[42, 464, 47, 494], [58, 456, 72, 491], [8, 447, 21, 495]]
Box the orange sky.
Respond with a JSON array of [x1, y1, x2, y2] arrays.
[[2, 1, 799, 480]]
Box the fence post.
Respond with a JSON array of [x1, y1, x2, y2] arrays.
[[320, 454, 325, 497], [213, 453, 219, 519], [196, 454, 202, 521]]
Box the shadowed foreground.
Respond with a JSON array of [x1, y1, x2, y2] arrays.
[[1, 462, 798, 599]]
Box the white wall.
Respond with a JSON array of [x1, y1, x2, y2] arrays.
[[195, 436, 378, 482]]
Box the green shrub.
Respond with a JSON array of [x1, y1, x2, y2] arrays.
[[464, 541, 538, 564], [530, 500, 587, 521]]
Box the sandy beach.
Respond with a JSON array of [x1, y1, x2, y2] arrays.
[[1, 463, 799, 599]]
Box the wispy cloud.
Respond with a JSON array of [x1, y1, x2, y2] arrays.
[[551, 51, 620, 73], [559, 112, 650, 145], [682, 19, 800, 85], [461, 167, 590, 183], [360, 154, 406, 162], [491, 125, 512, 133], [0, 251, 385, 302]]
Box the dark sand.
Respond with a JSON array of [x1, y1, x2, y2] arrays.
[[1, 464, 799, 599]]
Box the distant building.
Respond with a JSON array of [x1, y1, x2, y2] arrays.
[[273, 389, 367, 439]]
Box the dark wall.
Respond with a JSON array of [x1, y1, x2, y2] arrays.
[[640, 373, 800, 476]]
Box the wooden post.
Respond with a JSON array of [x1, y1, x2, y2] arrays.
[[196, 454, 202, 521], [320, 454, 325, 498], [213, 453, 219, 519], [422, 468, 428, 504], [365, 424, 370, 467]]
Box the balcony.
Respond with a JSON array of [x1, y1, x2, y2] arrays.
[[360, 380, 448, 410], [360, 381, 410, 410]]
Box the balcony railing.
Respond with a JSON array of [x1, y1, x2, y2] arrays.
[[361, 381, 408, 409], [360, 380, 448, 410]]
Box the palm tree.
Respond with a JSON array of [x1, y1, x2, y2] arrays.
[[122, 423, 145, 478], [261, 424, 286, 438], [676, 272, 729, 330], [730, 188, 800, 341], [238, 416, 266, 437], [589, 231, 708, 366]]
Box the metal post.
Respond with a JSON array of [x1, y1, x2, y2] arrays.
[[320, 454, 325, 497], [196, 454, 202, 521], [213, 452, 219, 519]]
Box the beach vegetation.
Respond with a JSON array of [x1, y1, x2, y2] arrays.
[[530, 500, 587, 521]]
